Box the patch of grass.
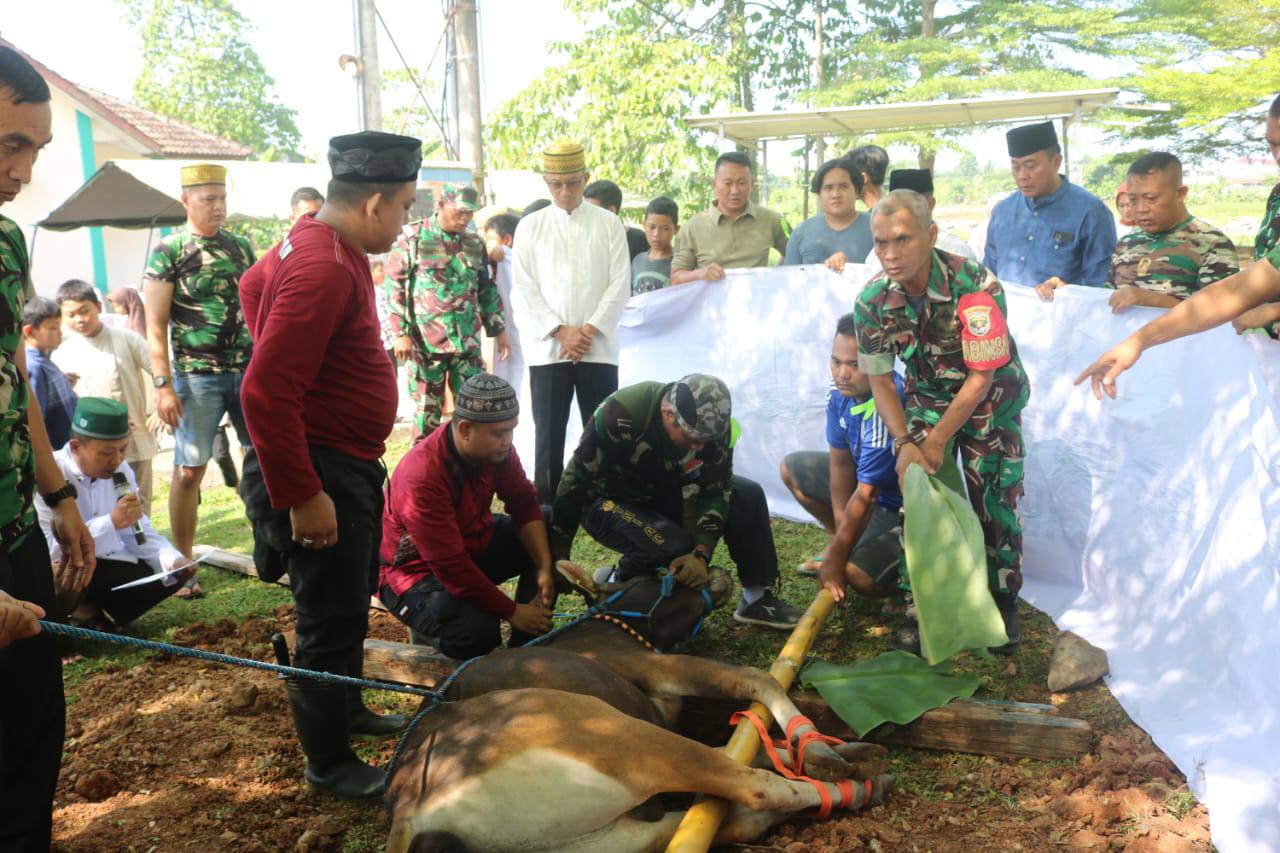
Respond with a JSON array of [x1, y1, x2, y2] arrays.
[[1165, 789, 1199, 820], [342, 822, 387, 853]]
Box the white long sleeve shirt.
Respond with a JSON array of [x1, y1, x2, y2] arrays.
[[36, 445, 183, 580], [52, 326, 158, 463], [510, 201, 631, 367]]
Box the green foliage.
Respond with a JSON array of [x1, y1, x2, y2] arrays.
[[487, 30, 736, 208], [801, 652, 980, 737], [224, 217, 287, 258], [123, 0, 300, 157], [1126, 1, 1280, 158], [380, 67, 449, 160]]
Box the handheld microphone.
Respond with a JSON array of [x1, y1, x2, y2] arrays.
[[111, 472, 148, 545]]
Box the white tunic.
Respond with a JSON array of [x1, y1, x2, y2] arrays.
[[510, 202, 631, 367]]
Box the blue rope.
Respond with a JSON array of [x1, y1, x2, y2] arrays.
[[40, 620, 437, 699]]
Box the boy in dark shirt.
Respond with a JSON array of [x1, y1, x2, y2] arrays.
[[22, 296, 76, 449]]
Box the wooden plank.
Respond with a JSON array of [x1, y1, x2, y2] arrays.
[[343, 634, 1094, 761], [680, 689, 1091, 761], [195, 545, 388, 612], [361, 638, 455, 688]]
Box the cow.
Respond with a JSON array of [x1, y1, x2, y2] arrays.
[[385, 563, 895, 852]]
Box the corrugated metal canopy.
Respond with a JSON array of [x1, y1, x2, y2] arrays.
[[685, 89, 1122, 144]]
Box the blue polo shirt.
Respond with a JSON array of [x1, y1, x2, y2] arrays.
[[983, 179, 1116, 287], [825, 373, 904, 511]]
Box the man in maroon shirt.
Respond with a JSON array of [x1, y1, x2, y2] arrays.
[[379, 373, 554, 660], [239, 131, 420, 801]]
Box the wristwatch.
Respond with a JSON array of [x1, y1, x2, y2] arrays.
[[153, 374, 171, 388], [42, 481, 77, 507], [892, 435, 916, 454]]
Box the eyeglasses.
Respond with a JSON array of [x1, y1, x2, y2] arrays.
[[544, 177, 584, 191]]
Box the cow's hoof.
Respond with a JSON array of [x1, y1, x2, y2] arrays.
[[866, 772, 896, 807], [799, 741, 855, 782]]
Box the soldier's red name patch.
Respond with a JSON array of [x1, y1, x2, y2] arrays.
[[957, 291, 1010, 370]]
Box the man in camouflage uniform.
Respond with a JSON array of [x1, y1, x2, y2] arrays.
[[387, 183, 510, 442], [854, 190, 1029, 653], [1038, 152, 1238, 310], [550, 374, 806, 630], [143, 163, 256, 568], [1232, 94, 1280, 336], [0, 46, 95, 849]]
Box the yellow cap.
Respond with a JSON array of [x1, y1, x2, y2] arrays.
[[542, 139, 585, 175], [180, 163, 227, 187]]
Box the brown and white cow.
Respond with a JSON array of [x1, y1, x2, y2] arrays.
[[385, 565, 894, 852]]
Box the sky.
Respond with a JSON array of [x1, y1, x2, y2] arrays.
[[0, 0, 578, 160], [0, 0, 1155, 178]]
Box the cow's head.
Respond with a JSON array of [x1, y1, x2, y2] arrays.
[[555, 560, 734, 651]]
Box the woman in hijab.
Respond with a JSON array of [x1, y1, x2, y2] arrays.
[[1115, 182, 1136, 230], [106, 286, 147, 339]]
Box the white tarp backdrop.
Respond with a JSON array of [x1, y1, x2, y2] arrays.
[[508, 264, 1280, 853]]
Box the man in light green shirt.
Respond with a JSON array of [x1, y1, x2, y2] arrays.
[[671, 152, 789, 283]]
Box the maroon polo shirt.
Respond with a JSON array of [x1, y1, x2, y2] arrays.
[[379, 422, 543, 619], [239, 213, 398, 509]]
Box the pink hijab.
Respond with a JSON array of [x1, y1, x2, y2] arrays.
[[107, 286, 147, 339]]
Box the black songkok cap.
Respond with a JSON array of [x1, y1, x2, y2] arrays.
[[1006, 121, 1059, 158], [888, 168, 934, 195], [327, 131, 423, 183]]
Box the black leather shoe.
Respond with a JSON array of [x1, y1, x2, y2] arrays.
[[890, 612, 922, 657], [285, 679, 386, 800], [989, 596, 1022, 655]]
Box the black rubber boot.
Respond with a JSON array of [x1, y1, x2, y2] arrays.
[[212, 425, 240, 489], [890, 599, 922, 656], [347, 687, 409, 740], [990, 594, 1022, 655], [284, 679, 386, 800]]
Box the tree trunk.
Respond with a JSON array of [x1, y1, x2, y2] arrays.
[[918, 0, 938, 170]]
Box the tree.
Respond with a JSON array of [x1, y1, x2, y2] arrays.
[[124, 0, 300, 157], [380, 67, 448, 161], [1126, 1, 1280, 158]]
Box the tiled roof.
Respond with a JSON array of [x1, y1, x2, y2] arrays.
[[81, 87, 252, 159], [0, 38, 251, 160]]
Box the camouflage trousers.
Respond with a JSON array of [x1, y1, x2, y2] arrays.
[[407, 350, 486, 442], [909, 412, 1024, 599]]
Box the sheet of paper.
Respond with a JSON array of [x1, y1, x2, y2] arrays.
[[110, 551, 213, 591]]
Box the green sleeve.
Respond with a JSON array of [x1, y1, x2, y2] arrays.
[[550, 401, 622, 552], [689, 443, 733, 549], [384, 235, 413, 338], [854, 287, 895, 376], [1199, 233, 1241, 287]]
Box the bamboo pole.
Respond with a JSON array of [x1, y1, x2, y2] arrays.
[[665, 588, 836, 853]]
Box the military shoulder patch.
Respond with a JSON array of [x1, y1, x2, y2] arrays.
[[957, 291, 1011, 370]]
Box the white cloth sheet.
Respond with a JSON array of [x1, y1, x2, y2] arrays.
[[508, 265, 1280, 853]]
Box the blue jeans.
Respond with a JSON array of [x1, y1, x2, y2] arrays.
[[172, 372, 251, 467]]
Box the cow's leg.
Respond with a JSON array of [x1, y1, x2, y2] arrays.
[[609, 650, 870, 781]]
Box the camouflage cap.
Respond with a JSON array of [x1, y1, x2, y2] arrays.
[[440, 182, 479, 211], [666, 374, 731, 443]]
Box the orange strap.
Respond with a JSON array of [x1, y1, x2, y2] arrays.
[[785, 715, 848, 777], [729, 710, 862, 820]]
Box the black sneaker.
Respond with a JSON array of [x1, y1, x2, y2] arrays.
[[733, 590, 805, 630], [989, 596, 1022, 655]]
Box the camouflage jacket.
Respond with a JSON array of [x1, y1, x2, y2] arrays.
[[385, 216, 504, 357], [550, 381, 733, 553], [854, 250, 1029, 436], [1254, 181, 1280, 260], [1108, 216, 1238, 298], [143, 226, 256, 374], [0, 215, 36, 542]]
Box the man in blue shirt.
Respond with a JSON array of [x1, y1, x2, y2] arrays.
[[983, 121, 1116, 288], [779, 313, 905, 600]]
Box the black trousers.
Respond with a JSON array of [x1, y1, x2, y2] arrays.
[[379, 515, 542, 661], [82, 557, 178, 626], [284, 447, 385, 676], [581, 475, 779, 588], [528, 361, 618, 502], [0, 530, 64, 853]]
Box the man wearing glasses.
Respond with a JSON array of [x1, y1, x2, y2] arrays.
[[511, 139, 631, 502]]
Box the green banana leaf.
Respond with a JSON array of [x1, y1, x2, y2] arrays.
[[800, 652, 980, 737], [903, 463, 1008, 664]]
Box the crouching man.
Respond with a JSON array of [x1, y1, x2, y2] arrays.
[[378, 374, 555, 660], [36, 398, 192, 629], [551, 374, 805, 630]]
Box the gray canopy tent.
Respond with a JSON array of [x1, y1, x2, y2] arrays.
[[684, 89, 1130, 209]]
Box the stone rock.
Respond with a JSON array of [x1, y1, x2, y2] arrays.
[[306, 815, 344, 837], [74, 769, 122, 801], [1123, 833, 1204, 853], [227, 682, 259, 712], [1048, 632, 1110, 692], [193, 738, 233, 760], [1072, 829, 1109, 848], [294, 830, 324, 851]]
